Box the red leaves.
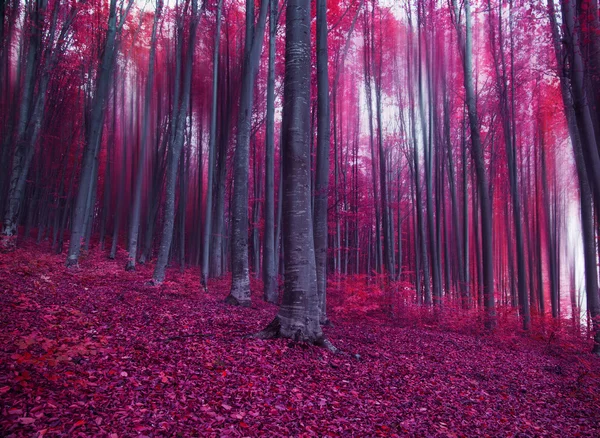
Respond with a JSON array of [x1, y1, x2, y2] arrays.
[[1, 247, 600, 436]]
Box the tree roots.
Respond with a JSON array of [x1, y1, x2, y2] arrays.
[[253, 317, 339, 354], [224, 294, 251, 307]]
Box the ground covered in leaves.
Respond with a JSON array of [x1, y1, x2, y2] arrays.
[[1, 246, 600, 437]]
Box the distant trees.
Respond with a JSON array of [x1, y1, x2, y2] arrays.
[[152, 0, 202, 284], [2, 0, 80, 249], [66, 0, 133, 267]]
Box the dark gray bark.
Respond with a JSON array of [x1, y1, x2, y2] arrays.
[[201, 0, 223, 288], [66, 0, 132, 267], [226, 0, 268, 306], [313, 0, 330, 319], [152, 0, 201, 284], [256, 0, 327, 345], [262, 0, 278, 303], [210, 55, 231, 278], [451, 0, 495, 327], [560, 0, 600, 211], [2, 0, 71, 248], [126, 0, 162, 271]]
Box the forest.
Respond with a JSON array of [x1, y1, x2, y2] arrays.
[[1, 0, 600, 435]]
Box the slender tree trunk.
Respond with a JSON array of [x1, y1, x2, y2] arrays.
[[263, 0, 278, 303], [313, 0, 331, 321], [226, 0, 268, 305], [152, 0, 201, 284], [201, 0, 223, 287], [126, 0, 162, 270], [452, 0, 495, 327]]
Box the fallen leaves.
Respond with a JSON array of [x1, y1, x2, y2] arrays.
[[1, 246, 600, 437]]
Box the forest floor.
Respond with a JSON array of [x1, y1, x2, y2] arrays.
[[1, 246, 600, 437]]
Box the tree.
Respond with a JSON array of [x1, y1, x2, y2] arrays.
[[313, 0, 331, 320], [451, 0, 495, 328], [256, 0, 332, 349], [2, 0, 79, 249], [262, 0, 278, 303], [126, 0, 163, 271], [201, 0, 224, 289], [226, 0, 268, 306]]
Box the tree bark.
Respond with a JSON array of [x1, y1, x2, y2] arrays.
[[262, 0, 278, 303], [451, 0, 495, 327], [126, 0, 162, 271], [152, 0, 201, 284], [201, 0, 223, 288], [226, 0, 268, 306], [313, 0, 331, 320], [256, 0, 327, 345]]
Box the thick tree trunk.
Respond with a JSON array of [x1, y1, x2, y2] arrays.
[[257, 0, 327, 346]]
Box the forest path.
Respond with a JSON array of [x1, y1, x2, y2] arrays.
[[1, 246, 599, 436]]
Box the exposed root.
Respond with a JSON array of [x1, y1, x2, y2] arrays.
[[65, 257, 79, 269], [253, 317, 282, 339], [321, 318, 334, 328], [148, 278, 162, 287], [253, 317, 344, 355], [224, 294, 251, 307], [315, 337, 339, 354], [0, 235, 16, 252]]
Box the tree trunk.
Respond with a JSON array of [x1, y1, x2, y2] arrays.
[[262, 0, 278, 303], [201, 0, 223, 287], [451, 0, 495, 327], [126, 0, 162, 271], [313, 0, 331, 321], [226, 0, 268, 306], [152, 0, 201, 284], [256, 0, 329, 347]]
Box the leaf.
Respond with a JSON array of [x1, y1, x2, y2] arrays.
[[18, 417, 36, 425]]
